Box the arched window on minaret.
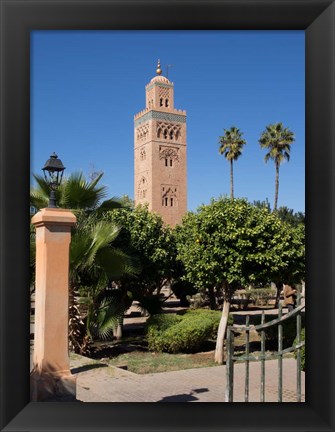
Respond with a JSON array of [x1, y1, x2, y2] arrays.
[[165, 99, 169, 107], [157, 128, 162, 139], [160, 98, 163, 107], [162, 187, 177, 207], [169, 130, 174, 140], [163, 129, 168, 139]]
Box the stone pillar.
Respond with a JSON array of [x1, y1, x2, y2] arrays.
[[30, 207, 76, 401]]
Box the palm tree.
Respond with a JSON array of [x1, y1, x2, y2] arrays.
[[218, 126, 246, 198], [30, 171, 122, 213], [69, 214, 138, 350], [259, 123, 295, 211], [30, 172, 138, 353]]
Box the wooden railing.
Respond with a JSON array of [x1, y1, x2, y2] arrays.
[[225, 293, 305, 402]]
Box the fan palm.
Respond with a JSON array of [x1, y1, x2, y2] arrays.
[[259, 123, 295, 211], [30, 171, 123, 213], [69, 215, 138, 347], [30, 172, 138, 353], [218, 127, 246, 198]]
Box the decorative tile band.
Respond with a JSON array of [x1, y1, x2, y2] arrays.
[[135, 110, 186, 127], [146, 82, 173, 91]]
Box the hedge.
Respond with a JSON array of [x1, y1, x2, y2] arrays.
[[146, 309, 233, 354]]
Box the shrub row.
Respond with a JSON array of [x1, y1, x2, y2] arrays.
[[146, 309, 232, 354]]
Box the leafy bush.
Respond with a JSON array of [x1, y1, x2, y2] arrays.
[[294, 328, 305, 371], [254, 313, 305, 349], [147, 309, 232, 353]]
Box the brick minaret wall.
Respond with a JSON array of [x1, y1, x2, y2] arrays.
[[134, 62, 187, 227]]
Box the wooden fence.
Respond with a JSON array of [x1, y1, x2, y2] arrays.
[[225, 293, 305, 402]]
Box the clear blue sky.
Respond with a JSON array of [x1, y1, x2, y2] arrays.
[[31, 30, 305, 213]]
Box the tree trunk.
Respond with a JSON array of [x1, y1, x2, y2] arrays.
[[215, 300, 231, 364], [230, 159, 234, 199], [214, 282, 232, 364], [274, 162, 279, 210]]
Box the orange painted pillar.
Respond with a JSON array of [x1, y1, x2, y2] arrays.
[[30, 207, 76, 401]]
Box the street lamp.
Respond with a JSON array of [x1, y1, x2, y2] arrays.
[[42, 152, 65, 208]]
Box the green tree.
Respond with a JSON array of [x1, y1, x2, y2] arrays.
[[259, 123, 295, 211], [105, 204, 177, 302], [104, 205, 178, 337], [30, 171, 123, 213], [277, 206, 305, 227], [218, 126, 246, 198], [175, 198, 305, 363], [253, 198, 271, 212]]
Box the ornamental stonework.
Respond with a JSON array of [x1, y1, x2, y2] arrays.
[[159, 147, 179, 161], [161, 185, 178, 207], [136, 123, 149, 141], [137, 176, 148, 200], [157, 122, 181, 141]]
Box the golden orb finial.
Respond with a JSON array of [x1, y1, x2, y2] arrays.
[[156, 59, 162, 75]]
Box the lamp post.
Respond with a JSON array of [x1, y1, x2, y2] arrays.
[[31, 153, 76, 401], [42, 152, 65, 208]]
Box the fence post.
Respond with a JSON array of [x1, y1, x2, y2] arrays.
[[260, 311, 266, 402], [245, 315, 250, 402], [278, 303, 283, 402], [225, 326, 234, 402], [296, 292, 302, 402]]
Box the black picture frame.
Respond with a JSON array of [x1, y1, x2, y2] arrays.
[[1, 1, 334, 431]]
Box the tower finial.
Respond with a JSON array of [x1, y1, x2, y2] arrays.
[[156, 59, 162, 75]]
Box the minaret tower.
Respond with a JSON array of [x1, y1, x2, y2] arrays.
[[134, 60, 187, 226]]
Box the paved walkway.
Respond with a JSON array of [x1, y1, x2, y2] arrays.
[[30, 296, 305, 403], [70, 354, 304, 403]]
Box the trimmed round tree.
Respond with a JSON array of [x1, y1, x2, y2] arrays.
[[175, 198, 305, 363]]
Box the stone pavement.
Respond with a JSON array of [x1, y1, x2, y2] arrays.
[[30, 297, 305, 403], [70, 354, 305, 403]]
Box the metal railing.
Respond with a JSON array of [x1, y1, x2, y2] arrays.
[[225, 293, 305, 402]]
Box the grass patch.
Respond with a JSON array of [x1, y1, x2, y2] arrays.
[[106, 350, 218, 374]]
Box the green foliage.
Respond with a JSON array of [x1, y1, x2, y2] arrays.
[[252, 199, 271, 212], [294, 328, 305, 371], [147, 310, 232, 353], [254, 313, 305, 348], [81, 288, 132, 340], [259, 123, 295, 166], [218, 126, 246, 162], [30, 171, 138, 351], [30, 172, 123, 212], [218, 126, 247, 198], [175, 198, 305, 296], [105, 205, 177, 297], [276, 206, 305, 227], [259, 122, 295, 210]]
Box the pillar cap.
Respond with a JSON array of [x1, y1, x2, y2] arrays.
[[31, 207, 77, 227]]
